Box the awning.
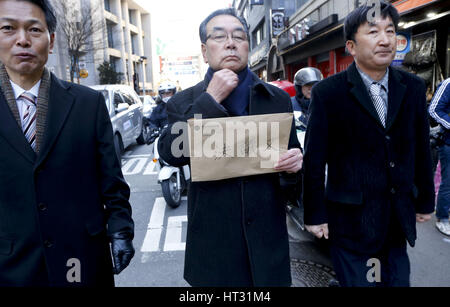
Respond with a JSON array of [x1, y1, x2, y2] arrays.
[[393, 0, 438, 14]]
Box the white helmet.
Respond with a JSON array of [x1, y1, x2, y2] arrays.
[[158, 81, 177, 102]]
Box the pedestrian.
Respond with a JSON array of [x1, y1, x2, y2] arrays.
[[0, 0, 134, 286], [157, 8, 302, 287], [302, 1, 435, 287], [291, 67, 323, 129], [429, 78, 450, 236]]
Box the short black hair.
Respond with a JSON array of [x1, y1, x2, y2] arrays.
[[344, 1, 399, 42], [20, 0, 57, 33], [199, 8, 249, 44]]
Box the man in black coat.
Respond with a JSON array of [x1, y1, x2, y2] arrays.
[[0, 0, 134, 286], [303, 1, 435, 287], [158, 8, 303, 286]]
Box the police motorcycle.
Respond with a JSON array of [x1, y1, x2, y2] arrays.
[[151, 127, 190, 208]]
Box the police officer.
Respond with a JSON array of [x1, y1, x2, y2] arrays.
[[292, 67, 323, 128]]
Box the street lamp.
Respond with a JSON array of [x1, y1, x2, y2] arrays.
[[139, 56, 148, 95]]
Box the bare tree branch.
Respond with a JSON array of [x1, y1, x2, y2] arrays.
[[54, 0, 106, 83]]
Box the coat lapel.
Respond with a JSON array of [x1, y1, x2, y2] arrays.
[[385, 67, 406, 131], [35, 75, 75, 168], [0, 91, 36, 163], [347, 62, 385, 128]]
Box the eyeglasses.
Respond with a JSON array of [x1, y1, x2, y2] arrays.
[[206, 30, 248, 43]]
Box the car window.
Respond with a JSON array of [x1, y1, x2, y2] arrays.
[[114, 92, 125, 109], [121, 91, 135, 106]]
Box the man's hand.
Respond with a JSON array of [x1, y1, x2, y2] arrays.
[[206, 69, 239, 103], [416, 214, 432, 223], [110, 232, 135, 275], [305, 224, 329, 239], [275, 148, 303, 173]]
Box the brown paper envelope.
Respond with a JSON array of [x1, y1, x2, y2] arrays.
[[187, 113, 293, 182]]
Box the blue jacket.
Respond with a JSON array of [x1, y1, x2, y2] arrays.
[[429, 78, 450, 145]]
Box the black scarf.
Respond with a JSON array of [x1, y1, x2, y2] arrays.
[[204, 66, 253, 116]]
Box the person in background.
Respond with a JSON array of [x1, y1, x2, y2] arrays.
[[429, 78, 450, 236], [149, 81, 177, 130], [291, 67, 323, 129]]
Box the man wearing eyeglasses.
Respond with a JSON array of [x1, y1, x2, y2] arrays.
[[158, 8, 302, 287]]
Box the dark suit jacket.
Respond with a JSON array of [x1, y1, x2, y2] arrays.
[[0, 74, 133, 286], [158, 73, 300, 286], [303, 62, 435, 254]]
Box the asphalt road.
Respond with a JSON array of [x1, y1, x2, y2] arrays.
[[114, 141, 450, 287]]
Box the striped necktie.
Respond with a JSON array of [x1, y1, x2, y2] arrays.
[[369, 82, 387, 128], [20, 92, 37, 151]]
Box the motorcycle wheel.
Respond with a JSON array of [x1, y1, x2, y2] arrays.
[[161, 173, 181, 208]]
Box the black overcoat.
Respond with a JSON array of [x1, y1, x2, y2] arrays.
[[303, 62, 435, 254], [0, 75, 134, 286], [158, 72, 300, 286]]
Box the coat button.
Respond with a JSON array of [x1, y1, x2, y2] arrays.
[[38, 203, 47, 211], [385, 136, 391, 141], [391, 188, 396, 194], [390, 162, 395, 168], [44, 240, 53, 248], [246, 219, 252, 226]]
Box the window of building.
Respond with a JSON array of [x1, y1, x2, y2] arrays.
[[104, 0, 111, 12], [131, 34, 138, 55], [252, 21, 265, 48], [107, 22, 114, 49], [128, 10, 134, 25]]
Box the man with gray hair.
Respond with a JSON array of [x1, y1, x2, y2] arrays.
[[158, 8, 303, 286]]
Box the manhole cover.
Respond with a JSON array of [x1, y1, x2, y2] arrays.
[[291, 258, 336, 287]]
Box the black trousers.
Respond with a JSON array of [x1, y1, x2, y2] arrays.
[[330, 240, 410, 287]]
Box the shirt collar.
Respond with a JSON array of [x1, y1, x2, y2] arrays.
[[356, 64, 389, 91], [10, 80, 41, 100]]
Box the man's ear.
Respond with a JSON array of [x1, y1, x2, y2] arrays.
[[201, 44, 208, 64], [49, 33, 55, 54], [345, 39, 356, 57]]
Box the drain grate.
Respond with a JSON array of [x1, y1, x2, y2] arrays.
[[291, 258, 336, 287]]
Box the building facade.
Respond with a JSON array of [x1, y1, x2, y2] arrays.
[[47, 0, 153, 94], [233, 0, 308, 81], [275, 0, 449, 90]]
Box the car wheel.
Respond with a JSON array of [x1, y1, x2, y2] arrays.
[[136, 120, 151, 145], [114, 134, 123, 167]]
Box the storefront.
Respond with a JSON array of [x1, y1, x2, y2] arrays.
[[275, 0, 449, 87], [393, 0, 450, 92]]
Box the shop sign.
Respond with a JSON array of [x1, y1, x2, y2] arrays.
[[392, 32, 411, 66], [272, 9, 285, 37]]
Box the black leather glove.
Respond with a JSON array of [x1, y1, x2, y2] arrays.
[[110, 232, 135, 275]]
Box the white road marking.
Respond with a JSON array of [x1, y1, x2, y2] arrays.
[[143, 160, 158, 175], [164, 216, 188, 251], [141, 198, 166, 252], [140, 197, 188, 260], [122, 158, 148, 175], [123, 154, 152, 159]]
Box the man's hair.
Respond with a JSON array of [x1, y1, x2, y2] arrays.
[[20, 0, 57, 33], [199, 8, 249, 44], [344, 1, 399, 42]]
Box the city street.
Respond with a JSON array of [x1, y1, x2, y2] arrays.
[[115, 141, 450, 287]]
